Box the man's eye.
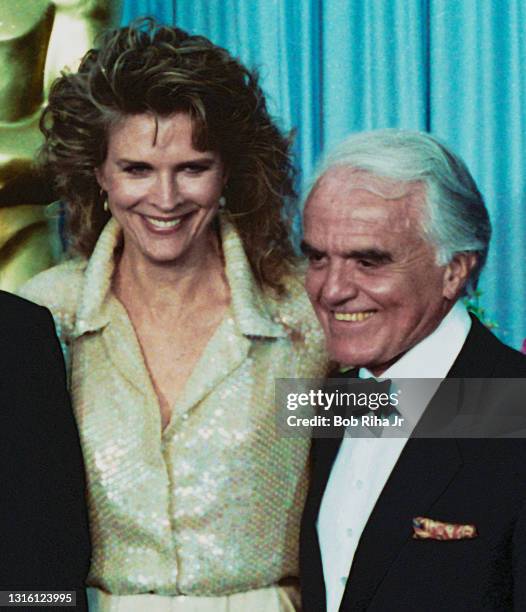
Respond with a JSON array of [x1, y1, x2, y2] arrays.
[[308, 253, 326, 266], [357, 259, 376, 268]]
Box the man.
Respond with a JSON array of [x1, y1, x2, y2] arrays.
[[300, 129, 526, 611], [0, 291, 90, 609]]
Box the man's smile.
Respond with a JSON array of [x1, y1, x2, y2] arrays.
[[333, 310, 376, 322]]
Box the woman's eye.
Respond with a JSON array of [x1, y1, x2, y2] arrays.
[[184, 164, 209, 174], [124, 165, 149, 176]]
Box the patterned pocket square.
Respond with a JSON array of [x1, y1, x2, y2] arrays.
[[412, 516, 478, 540]]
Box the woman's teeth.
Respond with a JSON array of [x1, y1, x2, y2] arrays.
[[334, 311, 375, 322], [146, 217, 182, 228]]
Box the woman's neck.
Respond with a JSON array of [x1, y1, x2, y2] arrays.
[[113, 232, 228, 315]]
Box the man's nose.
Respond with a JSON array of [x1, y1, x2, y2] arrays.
[[320, 262, 359, 307]]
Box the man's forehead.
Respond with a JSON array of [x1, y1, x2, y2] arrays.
[[305, 167, 425, 230], [309, 166, 423, 204]]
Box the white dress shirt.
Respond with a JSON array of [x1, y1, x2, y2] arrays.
[[317, 302, 472, 612]]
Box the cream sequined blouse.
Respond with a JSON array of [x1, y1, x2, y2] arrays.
[[20, 216, 327, 596]]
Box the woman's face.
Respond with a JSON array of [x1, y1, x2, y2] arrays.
[[96, 112, 226, 266]]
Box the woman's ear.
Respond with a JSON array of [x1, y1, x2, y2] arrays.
[[442, 252, 478, 300], [94, 166, 107, 192], [221, 160, 230, 188]]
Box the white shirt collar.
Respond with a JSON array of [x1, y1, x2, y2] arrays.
[[359, 302, 472, 427], [360, 301, 471, 380]]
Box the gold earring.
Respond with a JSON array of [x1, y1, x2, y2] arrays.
[[103, 200, 109, 212]]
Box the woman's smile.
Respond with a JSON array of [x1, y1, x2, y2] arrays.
[[96, 112, 226, 266]]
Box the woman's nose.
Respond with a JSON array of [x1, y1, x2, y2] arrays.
[[151, 174, 180, 210]]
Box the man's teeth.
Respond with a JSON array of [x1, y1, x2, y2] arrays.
[[334, 311, 375, 322], [147, 217, 182, 228]]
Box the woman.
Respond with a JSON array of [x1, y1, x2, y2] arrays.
[[21, 18, 327, 612]]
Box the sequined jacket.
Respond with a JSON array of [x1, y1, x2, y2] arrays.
[[20, 216, 327, 596]]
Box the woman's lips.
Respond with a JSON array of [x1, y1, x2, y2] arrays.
[[140, 212, 194, 234]]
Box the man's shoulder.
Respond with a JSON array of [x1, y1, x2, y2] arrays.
[[0, 289, 46, 317], [476, 319, 526, 376], [491, 339, 526, 376], [0, 292, 59, 366], [17, 259, 87, 324], [453, 315, 526, 377], [0, 290, 50, 331]]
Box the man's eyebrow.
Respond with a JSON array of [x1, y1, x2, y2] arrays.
[[347, 249, 393, 263], [300, 240, 322, 256], [299, 242, 393, 263]]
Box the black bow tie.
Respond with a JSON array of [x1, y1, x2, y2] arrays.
[[325, 374, 395, 419], [359, 378, 396, 418]]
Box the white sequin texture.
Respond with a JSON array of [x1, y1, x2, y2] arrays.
[[20, 216, 327, 599]]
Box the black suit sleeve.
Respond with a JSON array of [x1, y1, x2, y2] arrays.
[[0, 301, 90, 609]]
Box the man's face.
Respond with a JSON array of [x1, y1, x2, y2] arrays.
[[303, 168, 454, 376]]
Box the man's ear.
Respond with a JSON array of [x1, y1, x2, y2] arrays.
[[442, 252, 478, 300]]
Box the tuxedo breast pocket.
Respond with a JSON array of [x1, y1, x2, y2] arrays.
[[400, 523, 490, 574], [388, 528, 491, 589], [412, 516, 478, 540], [375, 530, 496, 611]]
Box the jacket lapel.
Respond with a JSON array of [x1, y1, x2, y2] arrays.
[[167, 315, 252, 426], [164, 217, 288, 427], [301, 435, 344, 612], [301, 369, 357, 611], [339, 438, 463, 610]]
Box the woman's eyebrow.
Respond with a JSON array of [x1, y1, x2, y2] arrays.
[[116, 156, 217, 166]]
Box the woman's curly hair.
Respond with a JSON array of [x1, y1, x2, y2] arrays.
[[40, 18, 297, 293]]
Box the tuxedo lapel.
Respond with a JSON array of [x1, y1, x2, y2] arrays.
[[301, 369, 357, 611], [301, 435, 344, 612], [339, 438, 463, 610], [447, 315, 498, 378]]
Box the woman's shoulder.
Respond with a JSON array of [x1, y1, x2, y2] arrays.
[[266, 265, 329, 375], [268, 265, 325, 341], [274, 266, 314, 318], [18, 258, 87, 327]]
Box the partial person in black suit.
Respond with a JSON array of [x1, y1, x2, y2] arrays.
[[0, 291, 90, 609], [299, 129, 526, 611]]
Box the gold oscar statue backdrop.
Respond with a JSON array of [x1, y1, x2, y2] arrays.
[[0, 0, 122, 291]]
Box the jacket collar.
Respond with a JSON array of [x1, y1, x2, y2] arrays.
[[73, 215, 287, 339]]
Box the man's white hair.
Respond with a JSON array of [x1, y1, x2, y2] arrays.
[[306, 129, 491, 293]]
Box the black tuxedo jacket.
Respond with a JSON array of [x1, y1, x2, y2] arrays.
[[301, 316, 526, 611], [0, 291, 90, 609]]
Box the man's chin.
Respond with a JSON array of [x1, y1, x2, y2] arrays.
[[327, 345, 363, 370], [326, 341, 388, 372]]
